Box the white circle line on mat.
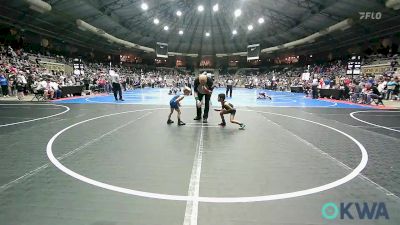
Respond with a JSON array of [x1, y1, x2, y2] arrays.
[[47, 108, 368, 203], [350, 110, 400, 133], [0, 104, 70, 127]]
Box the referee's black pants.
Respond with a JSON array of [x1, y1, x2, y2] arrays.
[[112, 82, 123, 100], [196, 93, 211, 119], [226, 85, 233, 97], [312, 85, 318, 99]]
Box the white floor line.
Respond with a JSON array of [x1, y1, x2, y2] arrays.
[[353, 114, 400, 117], [0, 112, 152, 193], [185, 123, 211, 125], [185, 125, 220, 128], [1, 107, 64, 110], [0, 116, 38, 120], [350, 111, 400, 133], [262, 116, 399, 200], [350, 125, 400, 129], [0, 104, 70, 128], [0, 164, 50, 191], [304, 111, 400, 142], [306, 113, 348, 116], [47, 108, 370, 202], [183, 122, 205, 225]]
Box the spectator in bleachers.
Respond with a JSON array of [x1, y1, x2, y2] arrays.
[[16, 71, 27, 100], [8, 75, 16, 96], [36, 78, 55, 100], [51, 80, 62, 99], [386, 77, 397, 100], [83, 76, 90, 90], [0, 73, 9, 97], [369, 84, 385, 105]]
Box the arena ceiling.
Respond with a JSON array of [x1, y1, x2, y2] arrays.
[[0, 0, 399, 56]]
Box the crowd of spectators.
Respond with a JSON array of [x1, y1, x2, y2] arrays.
[[81, 63, 194, 93], [215, 58, 399, 105], [1, 44, 399, 105], [0, 45, 194, 100], [0, 45, 60, 100]]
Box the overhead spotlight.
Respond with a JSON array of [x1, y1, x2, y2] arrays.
[[258, 17, 264, 24], [198, 5, 204, 12], [232, 29, 237, 35], [386, 0, 400, 10], [213, 4, 219, 12], [153, 18, 159, 24], [141, 3, 148, 10], [179, 30, 184, 35], [247, 24, 253, 30], [176, 10, 182, 16], [26, 0, 52, 13], [234, 9, 241, 17], [205, 32, 210, 37], [164, 26, 169, 31]]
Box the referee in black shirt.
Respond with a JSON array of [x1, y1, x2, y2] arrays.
[[193, 73, 214, 123]]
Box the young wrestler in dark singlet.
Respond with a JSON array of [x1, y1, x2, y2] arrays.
[[257, 91, 272, 100], [214, 93, 246, 130]]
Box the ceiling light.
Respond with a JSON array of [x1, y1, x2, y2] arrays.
[[164, 26, 169, 31], [232, 29, 237, 35], [153, 18, 159, 24], [234, 9, 241, 17], [141, 3, 148, 10], [176, 10, 182, 16], [247, 24, 253, 30], [26, 0, 52, 13], [213, 4, 219, 12], [205, 32, 210, 37], [258, 17, 264, 24], [179, 30, 183, 35], [198, 5, 204, 12]]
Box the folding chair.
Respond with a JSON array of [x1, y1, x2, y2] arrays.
[[31, 89, 45, 101], [371, 94, 384, 105]]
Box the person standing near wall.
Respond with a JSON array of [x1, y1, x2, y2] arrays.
[[0, 73, 9, 97], [312, 76, 319, 99], [110, 70, 124, 101]]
